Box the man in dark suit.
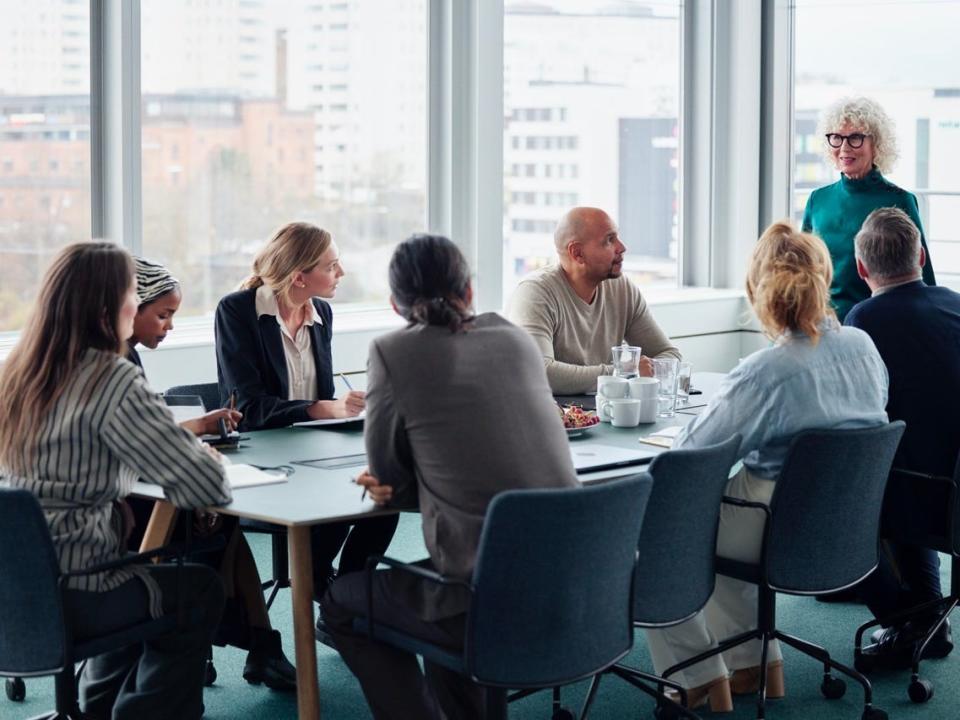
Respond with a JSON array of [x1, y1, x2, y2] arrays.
[[845, 207, 960, 668]]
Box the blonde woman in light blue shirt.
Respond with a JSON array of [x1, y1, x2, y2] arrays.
[[644, 221, 889, 712]]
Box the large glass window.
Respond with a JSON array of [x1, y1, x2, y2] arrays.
[[140, 0, 427, 317], [502, 0, 682, 303], [0, 0, 91, 332], [793, 0, 960, 283]]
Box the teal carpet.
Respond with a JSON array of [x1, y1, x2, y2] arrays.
[[8, 515, 957, 719]]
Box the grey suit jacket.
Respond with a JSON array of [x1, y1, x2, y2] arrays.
[[365, 312, 579, 621]]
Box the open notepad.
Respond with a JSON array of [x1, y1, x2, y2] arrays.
[[638, 425, 684, 449], [293, 411, 365, 428], [224, 463, 289, 489]]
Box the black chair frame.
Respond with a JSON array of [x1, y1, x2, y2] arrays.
[[658, 496, 885, 720], [853, 466, 960, 704], [362, 554, 632, 720]]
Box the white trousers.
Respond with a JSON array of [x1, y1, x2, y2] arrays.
[[644, 466, 783, 689]]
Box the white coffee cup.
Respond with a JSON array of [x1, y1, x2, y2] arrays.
[[599, 397, 643, 428], [636, 397, 658, 424], [628, 376, 659, 400], [596, 376, 629, 422]]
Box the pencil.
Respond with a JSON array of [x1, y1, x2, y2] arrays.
[[339, 372, 354, 391], [228, 389, 237, 411]]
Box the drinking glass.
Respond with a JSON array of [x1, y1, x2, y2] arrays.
[[653, 357, 680, 418], [611, 344, 642, 378], [676, 361, 693, 406]]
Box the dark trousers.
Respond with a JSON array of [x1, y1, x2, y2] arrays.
[[861, 539, 943, 628], [66, 563, 224, 720], [310, 514, 399, 600], [322, 568, 503, 720]]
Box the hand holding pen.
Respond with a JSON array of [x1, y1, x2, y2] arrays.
[[337, 373, 366, 417], [354, 468, 392, 506]]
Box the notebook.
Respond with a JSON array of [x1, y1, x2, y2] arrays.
[[224, 463, 288, 489], [569, 443, 656, 474]]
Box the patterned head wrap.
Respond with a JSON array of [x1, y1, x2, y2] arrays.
[[134, 257, 180, 306]]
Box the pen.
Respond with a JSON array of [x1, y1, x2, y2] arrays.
[[217, 417, 228, 439], [339, 372, 354, 392], [352, 476, 368, 501]]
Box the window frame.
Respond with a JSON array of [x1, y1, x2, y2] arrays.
[[2, 0, 773, 352]]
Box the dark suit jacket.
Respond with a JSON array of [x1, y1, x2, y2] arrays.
[[214, 287, 335, 431], [845, 281, 960, 478], [365, 312, 579, 621]]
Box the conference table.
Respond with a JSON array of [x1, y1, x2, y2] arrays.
[[132, 372, 725, 719]]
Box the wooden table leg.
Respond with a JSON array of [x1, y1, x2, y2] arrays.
[[289, 525, 320, 719], [138, 500, 177, 553]]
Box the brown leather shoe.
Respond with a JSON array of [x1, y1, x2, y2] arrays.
[[730, 660, 784, 698], [666, 676, 734, 712]]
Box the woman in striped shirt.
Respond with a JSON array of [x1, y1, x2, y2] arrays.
[[0, 242, 232, 720]]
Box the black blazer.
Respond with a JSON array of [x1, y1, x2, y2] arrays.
[[214, 287, 336, 431], [845, 280, 960, 477]]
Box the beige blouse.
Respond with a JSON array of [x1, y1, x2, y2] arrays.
[[255, 284, 322, 401]]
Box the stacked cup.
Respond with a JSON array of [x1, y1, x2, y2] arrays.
[[597, 375, 660, 427]]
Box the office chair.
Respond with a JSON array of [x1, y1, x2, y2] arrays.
[[658, 422, 904, 720], [853, 458, 960, 703], [354, 475, 653, 720], [582, 435, 742, 719], [0, 488, 193, 719], [164, 382, 221, 412]]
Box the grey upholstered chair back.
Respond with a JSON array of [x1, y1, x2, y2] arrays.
[[0, 488, 68, 676], [164, 383, 220, 412], [632, 435, 741, 625], [466, 475, 652, 687], [765, 421, 905, 593]]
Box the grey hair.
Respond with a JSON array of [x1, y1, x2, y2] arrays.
[[817, 96, 899, 174], [854, 207, 921, 280]]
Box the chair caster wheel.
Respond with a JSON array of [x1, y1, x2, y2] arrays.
[[5, 677, 25, 702], [820, 676, 846, 700], [204, 660, 217, 686], [552, 709, 575, 720], [861, 707, 888, 720], [908, 679, 934, 704]]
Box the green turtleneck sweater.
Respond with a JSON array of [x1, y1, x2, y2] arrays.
[[801, 168, 935, 321]]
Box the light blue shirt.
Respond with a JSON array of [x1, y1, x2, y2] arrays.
[[676, 320, 889, 479]]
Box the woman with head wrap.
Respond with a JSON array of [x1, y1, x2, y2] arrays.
[[127, 256, 298, 691], [127, 258, 239, 436]]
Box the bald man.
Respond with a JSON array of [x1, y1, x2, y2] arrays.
[[506, 207, 680, 394]]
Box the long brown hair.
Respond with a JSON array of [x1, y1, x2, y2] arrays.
[[746, 221, 835, 343], [0, 242, 134, 473], [241, 222, 332, 305]]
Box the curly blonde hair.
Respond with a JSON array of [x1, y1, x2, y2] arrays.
[[746, 221, 836, 344], [816, 96, 899, 174]]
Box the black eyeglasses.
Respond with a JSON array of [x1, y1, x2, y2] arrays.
[[825, 132, 869, 149]]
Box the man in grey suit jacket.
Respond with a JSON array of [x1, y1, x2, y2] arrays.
[[322, 300, 578, 718]]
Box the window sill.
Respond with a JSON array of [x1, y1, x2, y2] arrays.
[[0, 286, 751, 363]]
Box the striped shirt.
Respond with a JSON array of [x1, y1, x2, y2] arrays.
[[1, 349, 231, 616]]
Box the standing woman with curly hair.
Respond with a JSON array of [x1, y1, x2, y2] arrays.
[[802, 96, 936, 321], [642, 222, 889, 712]]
